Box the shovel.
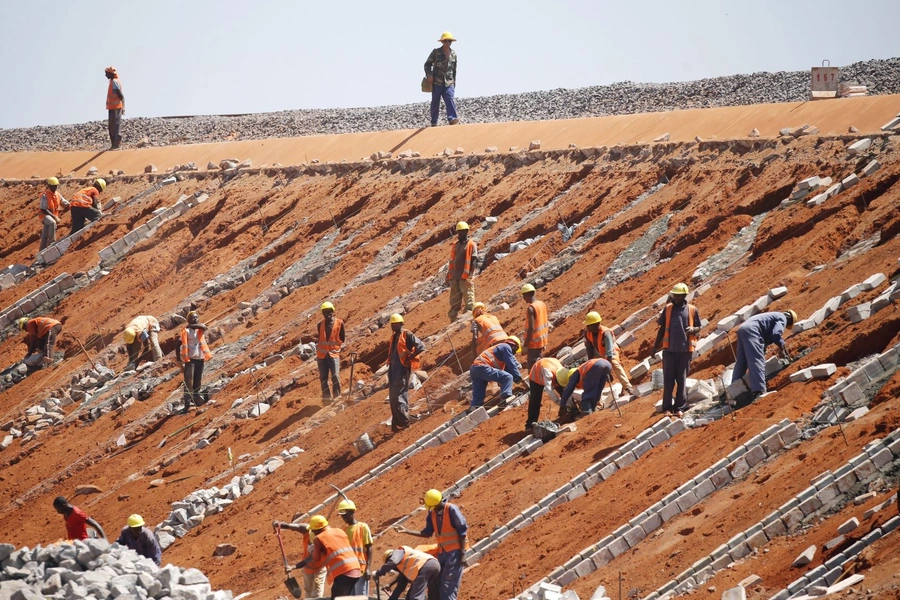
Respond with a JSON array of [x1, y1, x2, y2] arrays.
[[375, 574, 382, 600], [274, 524, 302, 598]]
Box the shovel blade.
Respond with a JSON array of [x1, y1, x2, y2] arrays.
[[284, 575, 302, 598]]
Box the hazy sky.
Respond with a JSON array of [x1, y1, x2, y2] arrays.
[[1, 0, 897, 129]]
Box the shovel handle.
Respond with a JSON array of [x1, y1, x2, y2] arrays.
[[274, 524, 291, 570]]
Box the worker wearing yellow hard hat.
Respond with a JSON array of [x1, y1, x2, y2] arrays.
[[471, 302, 507, 355], [377, 544, 441, 600], [469, 336, 524, 410], [316, 301, 345, 404], [584, 311, 635, 397], [425, 31, 460, 126], [69, 179, 106, 234], [116, 513, 162, 565], [525, 355, 566, 432], [337, 498, 373, 596], [272, 517, 326, 597], [387, 313, 426, 432], [105, 66, 124, 149], [521, 283, 550, 369], [731, 310, 798, 404], [123, 315, 163, 371], [38, 177, 70, 252], [295, 514, 362, 597], [652, 283, 702, 416], [395, 488, 468, 600], [446, 221, 478, 322]]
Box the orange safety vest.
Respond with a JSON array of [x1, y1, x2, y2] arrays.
[[316, 318, 343, 359], [39, 188, 63, 222], [586, 326, 619, 360], [662, 304, 699, 352], [300, 530, 319, 575], [346, 523, 370, 572], [448, 239, 475, 280], [180, 327, 212, 361], [525, 300, 549, 349], [472, 345, 506, 370], [389, 330, 421, 370], [414, 543, 440, 558], [25, 317, 61, 339], [395, 546, 432, 581], [575, 359, 605, 389], [473, 314, 506, 355], [529, 357, 563, 386], [70, 187, 99, 209], [307, 527, 360, 584], [430, 504, 464, 554], [106, 78, 123, 110]]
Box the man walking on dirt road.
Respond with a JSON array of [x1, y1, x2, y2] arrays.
[[425, 32, 459, 126]]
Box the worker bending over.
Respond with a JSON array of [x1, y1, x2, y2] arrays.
[[338, 499, 373, 597], [521, 284, 549, 369], [38, 177, 69, 251], [446, 222, 477, 322], [69, 179, 106, 233], [17, 316, 62, 369], [316, 301, 344, 404], [584, 311, 634, 396], [387, 314, 426, 431], [469, 336, 524, 409], [559, 358, 613, 417], [124, 315, 163, 370], [525, 356, 564, 432], [53, 496, 106, 541], [294, 515, 361, 597], [652, 283, 701, 416], [471, 303, 506, 356], [115, 514, 162, 565], [732, 310, 797, 402], [377, 546, 441, 600]]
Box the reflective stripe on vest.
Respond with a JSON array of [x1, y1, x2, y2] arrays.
[[586, 327, 619, 359], [394, 330, 421, 370], [107, 78, 123, 110], [576, 359, 604, 388], [662, 304, 698, 352], [346, 523, 369, 570], [530, 357, 562, 386], [70, 188, 97, 209], [312, 527, 360, 584], [526, 300, 549, 349], [430, 505, 462, 553], [181, 327, 212, 362], [39, 189, 62, 222], [448, 239, 475, 280], [396, 546, 431, 580], [27, 317, 61, 339], [474, 314, 506, 355], [473, 345, 505, 370], [316, 318, 343, 359]]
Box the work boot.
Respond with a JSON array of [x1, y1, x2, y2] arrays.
[[449, 118, 460, 125]]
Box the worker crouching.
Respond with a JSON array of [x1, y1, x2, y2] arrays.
[[559, 358, 613, 417], [17, 316, 62, 369], [377, 546, 441, 600], [468, 336, 524, 410], [732, 310, 797, 402], [526, 356, 564, 432]]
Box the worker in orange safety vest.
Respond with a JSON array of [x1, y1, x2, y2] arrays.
[[584, 311, 635, 396], [272, 519, 326, 598], [558, 358, 613, 417], [446, 221, 477, 322], [294, 515, 361, 598], [337, 499, 373, 597], [376, 545, 441, 600], [652, 283, 702, 416], [521, 283, 549, 369], [387, 313, 426, 431], [38, 177, 69, 251], [316, 301, 345, 404], [470, 302, 506, 357], [526, 356, 564, 431], [17, 316, 63, 369], [179, 311, 212, 414], [69, 178, 106, 233], [105, 66, 124, 149]]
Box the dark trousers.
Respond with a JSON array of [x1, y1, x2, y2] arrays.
[[409, 559, 441, 600], [317, 356, 340, 401], [430, 84, 458, 125], [437, 550, 463, 600], [527, 380, 545, 427], [108, 109, 122, 148], [525, 347, 543, 370], [183, 359, 205, 405], [330, 574, 359, 598], [71, 206, 101, 233], [30, 324, 61, 362], [662, 350, 691, 412], [389, 370, 411, 429]]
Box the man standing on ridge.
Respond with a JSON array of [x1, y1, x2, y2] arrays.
[[115, 514, 162, 565], [337, 499, 373, 597], [316, 301, 344, 404], [471, 302, 506, 357], [179, 310, 212, 414], [469, 336, 524, 409], [446, 222, 477, 322], [732, 310, 797, 402], [123, 315, 163, 370], [584, 311, 635, 397], [105, 66, 124, 149], [425, 32, 459, 127], [387, 314, 426, 432], [652, 283, 702, 416], [38, 177, 69, 251], [69, 179, 106, 234], [53, 496, 106, 541], [558, 358, 612, 418], [521, 284, 549, 369], [17, 316, 62, 368]]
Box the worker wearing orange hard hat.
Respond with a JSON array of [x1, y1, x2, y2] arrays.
[[105, 66, 124, 149]]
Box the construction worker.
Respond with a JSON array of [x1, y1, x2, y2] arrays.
[[376, 546, 441, 600], [526, 356, 564, 431], [652, 283, 702, 416], [316, 301, 345, 404], [105, 66, 124, 149], [471, 302, 506, 356], [446, 222, 477, 322], [38, 177, 69, 251], [425, 32, 459, 127], [69, 179, 106, 234], [272, 520, 326, 598], [732, 310, 797, 401], [294, 515, 361, 598], [179, 311, 212, 414], [387, 314, 426, 431], [559, 358, 613, 417], [17, 316, 62, 369], [115, 514, 162, 565], [395, 489, 467, 600], [337, 499, 373, 597], [52, 496, 106, 541], [123, 315, 163, 370], [521, 284, 549, 369], [469, 336, 524, 409], [584, 311, 635, 397]]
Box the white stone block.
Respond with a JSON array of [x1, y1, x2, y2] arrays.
[[765, 356, 783, 376], [842, 173, 860, 189], [721, 585, 747, 600], [823, 296, 842, 316], [616, 331, 636, 348], [845, 406, 869, 422], [809, 363, 836, 378], [629, 359, 650, 379], [860, 273, 886, 291], [793, 319, 816, 333], [789, 368, 813, 383], [882, 117, 900, 131], [861, 160, 881, 177], [806, 193, 828, 206], [752, 295, 770, 312], [840, 284, 864, 303], [735, 304, 756, 321], [725, 378, 748, 400], [796, 176, 821, 190], [847, 138, 872, 155], [768, 286, 788, 300], [848, 303, 872, 323]]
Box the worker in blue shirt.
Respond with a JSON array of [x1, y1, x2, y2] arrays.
[[559, 358, 613, 416], [468, 336, 524, 409]]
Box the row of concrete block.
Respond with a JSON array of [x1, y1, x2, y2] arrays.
[[724, 355, 786, 400], [845, 278, 899, 323], [517, 419, 801, 599], [793, 273, 886, 333], [34, 217, 97, 266], [821, 340, 900, 407], [644, 429, 900, 600], [806, 159, 881, 208], [0, 272, 76, 330]]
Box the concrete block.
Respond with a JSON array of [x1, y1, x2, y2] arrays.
[[840, 284, 864, 303], [845, 406, 869, 422], [623, 525, 646, 547], [839, 382, 866, 405], [659, 501, 681, 523], [861, 160, 881, 177], [792, 545, 816, 567], [639, 512, 663, 535], [726, 378, 749, 400], [744, 444, 767, 467], [590, 547, 614, 569], [437, 428, 458, 444], [675, 490, 699, 512], [763, 517, 787, 539], [881, 116, 900, 130], [782, 507, 805, 530], [648, 430, 670, 447], [735, 304, 756, 321], [870, 447, 893, 469], [665, 420, 687, 437], [807, 363, 837, 379], [710, 467, 733, 489], [727, 456, 751, 480], [847, 138, 872, 155], [728, 541, 751, 561], [614, 451, 636, 469], [842, 173, 861, 189], [607, 536, 630, 557], [453, 416, 475, 435], [693, 478, 716, 500], [792, 318, 817, 333], [717, 314, 741, 332], [761, 434, 785, 457], [862, 358, 886, 381], [816, 483, 840, 505], [616, 331, 636, 348], [780, 423, 802, 445], [799, 495, 824, 516], [752, 295, 770, 312], [765, 355, 783, 376], [837, 517, 859, 535], [789, 368, 813, 383], [629, 359, 650, 379], [861, 273, 887, 291], [745, 529, 768, 551]]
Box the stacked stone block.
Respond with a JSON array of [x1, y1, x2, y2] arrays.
[[0, 272, 76, 330]]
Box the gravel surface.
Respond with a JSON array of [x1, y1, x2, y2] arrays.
[[2, 57, 898, 152]]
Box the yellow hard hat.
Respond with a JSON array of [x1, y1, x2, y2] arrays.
[[584, 311, 602, 326], [383, 549, 394, 562], [423, 489, 442, 508], [94, 178, 107, 192], [670, 283, 690, 295], [127, 514, 145, 528], [16, 318, 29, 331], [321, 301, 335, 312], [507, 336, 522, 354], [123, 327, 137, 344], [455, 221, 469, 231], [309, 515, 328, 530], [472, 302, 486, 317], [337, 499, 357, 514], [46, 177, 60, 186], [521, 284, 536, 295], [556, 367, 574, 387], [786, 309, 798, 324], [439, 32, 457, 42], [389, 313, 404, 324]]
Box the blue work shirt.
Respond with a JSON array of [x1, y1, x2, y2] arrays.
[[116, 526, 162, 565], [487, 343, 523, 382], [740, 312, 788, 349], [561, 359, 612, 406], [657, 303, 701, 353]]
